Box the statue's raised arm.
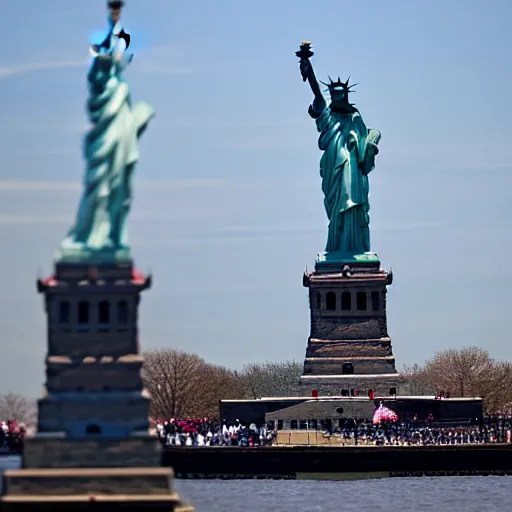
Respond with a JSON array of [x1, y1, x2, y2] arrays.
[[89, 1, 134, 72], [297, 42, 381, 262], [296, 41, 326, 117], [59, 0, 154, 263]]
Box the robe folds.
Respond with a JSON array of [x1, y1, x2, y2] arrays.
[[313, 106, 380, 255]]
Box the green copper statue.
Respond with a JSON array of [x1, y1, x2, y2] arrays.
[[297, 42, 381, 262], [59, 1, 154, 262]]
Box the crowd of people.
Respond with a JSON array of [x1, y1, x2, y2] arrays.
[[322, 419, 512, 446], [156, 418, 276, 447], [156, 416, 512, 447], [2, 415, 510, 452], [0, 420, 25, 455]]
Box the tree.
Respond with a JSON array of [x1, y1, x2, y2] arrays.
[[407, 347, 512, 413], [195, 364, 246, 418], [0, 393, 36, 427], [399, 364, 434, 396], [142, 348, 245, 420], [474, 360, 512, 414], [143, 348, 206, 420], [421, 347, 495, 397], [240, 361, 303, 399]]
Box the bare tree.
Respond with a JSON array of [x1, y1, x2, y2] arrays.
[[241, 361, 303, 399], [407, 347, 512, 413], [190, 364, 246, 418], [143, 348, 246, 420], [421, 347, 495, 397], [0, 393, 37, 427], [399, 364, 435, 396], [143, 348, 207, 421], [475, 360, 512, 413]]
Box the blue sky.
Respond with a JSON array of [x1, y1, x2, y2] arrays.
[[0, 0, 511, 397]]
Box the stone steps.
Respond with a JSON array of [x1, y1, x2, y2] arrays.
[[46, 355, 144, 393], [306, 340, 394, 358], [304, 356, 397, 376], [3, 468, 173, 496], [23, 438, 162, 469]]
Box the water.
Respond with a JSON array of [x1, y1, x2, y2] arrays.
[[2, 456, 509, 510], [176, 476, 512, 511]]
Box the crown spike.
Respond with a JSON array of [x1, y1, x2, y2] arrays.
[[323, 74, 358, 94]]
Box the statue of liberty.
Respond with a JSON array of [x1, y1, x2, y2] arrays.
[[297, 42, 381, 263], [60, 0, 154, 262]]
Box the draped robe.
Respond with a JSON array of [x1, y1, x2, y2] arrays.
[[60, 56, 153, 256], [313, 106, 380, 256]]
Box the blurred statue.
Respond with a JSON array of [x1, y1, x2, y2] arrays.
[[60, 0, 154, 261], [297, 42, 381, 259]]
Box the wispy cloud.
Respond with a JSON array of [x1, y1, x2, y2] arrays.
[[220, 224, 321, 234], [384, 142, 511, 171], [0, 181, 80, 192], [132, 44, 192, 75], [373, 221, 444, 232], [134, 233, 312, 249], [0, 178, 222, 192], [133, 63, 192, 74], [0, 60, 87, 78], [0, 214, 69, 225], [0, 44, 192, 79]]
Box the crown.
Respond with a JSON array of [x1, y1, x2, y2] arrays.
[[320, 75, 357, 93]]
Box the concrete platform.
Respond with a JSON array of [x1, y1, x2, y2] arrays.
[[1, 467, 193, 511], [23, 436, 162, 469], [1, 495, 194, 512]]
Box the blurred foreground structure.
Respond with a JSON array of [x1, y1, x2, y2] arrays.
[[0, 0, 192, 508]]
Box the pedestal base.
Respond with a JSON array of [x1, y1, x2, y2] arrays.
[[56, 246, 132, 265], [37, 392, 150, 438], [315, 251, 380, 273], [3, 438, 193, 510], [1, 468, 193, 511], [23, 437, 162, 469], [299, 373, 402, 397], [301, 258, 398, 398]]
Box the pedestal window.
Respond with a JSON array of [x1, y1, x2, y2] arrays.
[[326, 292, 336, 311], [356, 292, 367, 311], [118, 300, 129, 324], [78, 301, 89, 324], [98, 300, 110, 324], [86, 424, 102, 435], [341, 291, 351, 311], [58, 301, 70, 324], [342, 363, 354, 374]]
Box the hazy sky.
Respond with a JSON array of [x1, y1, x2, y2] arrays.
[[0, 0, 511, 397]]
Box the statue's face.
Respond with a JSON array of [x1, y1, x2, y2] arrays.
[[329, 87, 353, 113], [330, 87, 347, 105]]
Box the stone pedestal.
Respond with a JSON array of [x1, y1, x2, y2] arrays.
[[22, 437, 162, 469], [1, 468, 194, 511], [1, 260, 193, 511], [300, 255, 400, 397], [35, 261, 151, 437]]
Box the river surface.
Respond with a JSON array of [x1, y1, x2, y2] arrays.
[[176, 476, 512, 511], [2, 456, 509, 510]]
